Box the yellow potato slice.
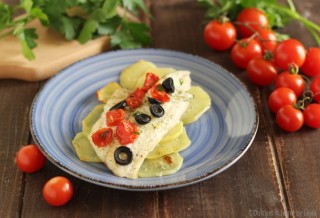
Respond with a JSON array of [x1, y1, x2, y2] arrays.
[[82, 104, 104, 135], [181, 86, 211, 125], [138, 153, 183, 178], [160, 121, 183, 144], [146, 128, 191, 159], [96, 82, 121, 103], [120, 60, 157, 90], [72, 132, 101, 162], [134, 67, 176, 89]]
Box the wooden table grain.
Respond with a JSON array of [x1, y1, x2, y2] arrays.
[[1, 0, 319, 217]]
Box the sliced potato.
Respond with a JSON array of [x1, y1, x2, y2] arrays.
[[96, 82, 121, 103], [138, 152, 183, 177], [146, 128, 191, 159], [134, 67, 176, 89], [82, 104, 104, 135], [120, 60, 157, 90], [72, 132, 101, 162], [160, 121, 183, 144], [181, 86, 211, 125]]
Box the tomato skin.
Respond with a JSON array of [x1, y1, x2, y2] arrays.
[[303, 104, 320, 128], [300, 47, 320, 77], [150, 84, 170, 103], [275, 71, 305, 97], [204, 20, 237, 51], [236, 8, 269, 37], [91, 128, 113, 147], [142, 73, 159, 92], [42, 176, 73, 206], [16, 144, 46, 173], [310, 77, 320, 103], [255, 29, 278, 53], [268, 87, 297, 113], [276, 105, 304, 132], [273, 39, 306, 70], [106, 109, 125, 126], [246, 57, 278, 86], [231, 38, 263, 69], [116, 120, 138, 145], [126, 88, 146, 109]]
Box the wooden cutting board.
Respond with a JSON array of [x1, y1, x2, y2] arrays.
[[0, 19, 110, 81]]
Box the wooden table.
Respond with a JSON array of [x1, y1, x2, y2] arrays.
[[1, 0, 319, 217]]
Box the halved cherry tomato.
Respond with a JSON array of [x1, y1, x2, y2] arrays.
[[255, 29, 278, 53], [276, 105, 304, 132], [303, 104, 320, 128], [16, 144, 46, 173], [150, 84, 170, 103], [106, 109, 125, 126], [91, 128, 113, 147], [126, 88, 146, 109], [236, 8, 269, 37], [116, 120, 139, 145], [142, 73, 159, 92], [301, 47, 320, 77], [268, 87, 297, 113], [43, 176, 73, 206], [310, 77, 320, 103], [246, 57, 278, 86], [275, 71, 305, 97]]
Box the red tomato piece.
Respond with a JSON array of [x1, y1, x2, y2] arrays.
[[142, 73, 160, 92], [255, 29, 278, 53], [150, 84, 170, 103], [303, 104, 320, 128], [116, 120, 139, 145], [276, 105, 304, 132], [236, 8, 269, 37], [91, 128, 113, 147], [16, 144, 46, 173], [268, 87, 297, 113], [275, 71, 305, 97], [273, 39, 306, 70], [42, 176, 73, 206], [246, 57, 278, 86], [310, 77, 320, 103], [203, 20, 237, 51], [106, 109, 126, 126], [126, 88, 146, 109], [301, 47, 320, 77], [231, 38, 263, 69]]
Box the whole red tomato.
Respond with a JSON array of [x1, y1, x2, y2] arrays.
[[236, 8, 269, 37], [300, 47, 320, 77], [275, 71, 305, 97], [303, 104, 320, 128], [268, 87, 297, 113], [43, 176, 74, 206], [273, 39, 306, 70], [310, 77, 320, 103], [203, 20, 237, 51], [255, 29, 278, 53], [276, 105, 304, 132], [246, 57, 278, 86], [16, 144, 46, 173], [231, 38, 263, 69]]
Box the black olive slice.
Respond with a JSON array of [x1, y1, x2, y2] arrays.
[[150, 104, 165, 117], [114, 146, 133, 165], [109, 99, 127, 111], [135, 113, 151, 125], [162, 77, 175, 93], [148, 97, 161, 104]]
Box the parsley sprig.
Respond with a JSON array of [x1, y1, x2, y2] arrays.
[[0, 0, 152, 60]]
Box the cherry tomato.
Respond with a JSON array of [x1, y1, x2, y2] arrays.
[[246, 57, 278, 86], [126, 88, 146, 109], [310, 77, 320, 103], [203, 20, 237, 51], [106, 109, 125, 126], [275, 71, 305, 97], [116, 120, 139, 145], [150, 84, 170, 103], [268, 87, 297, 113], [236, 8, 269, 37], [276, 105, 304, 132], [16, 144, 46, 173], [300, 47, 320, 77], [255, 29, 278, 53], [273, 39, 306, 70], [142, 73, 159, 92], [42, 176, 73, 206], [91, 127, 113, 147], [303, 104, 320, 128], [231, 38, 262, 69]]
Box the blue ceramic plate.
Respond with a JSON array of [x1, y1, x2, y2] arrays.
[[30, 49, 258, 191]]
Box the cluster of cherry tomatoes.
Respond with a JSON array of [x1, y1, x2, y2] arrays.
[[203, 7, 320, 132]]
